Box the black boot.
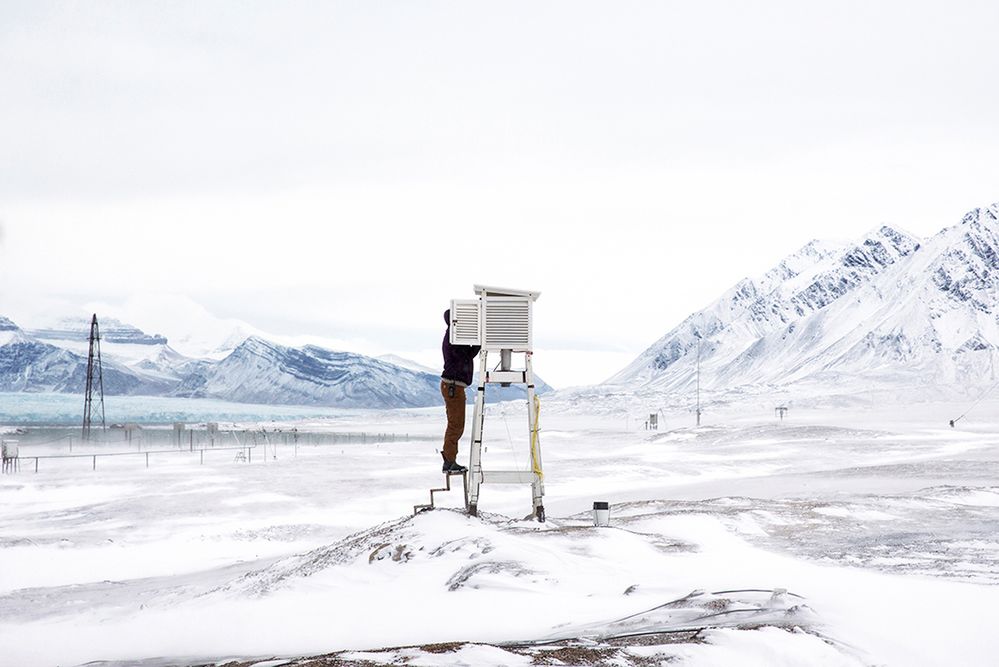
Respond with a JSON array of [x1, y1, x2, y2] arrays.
[[442, 453, 467, 474]]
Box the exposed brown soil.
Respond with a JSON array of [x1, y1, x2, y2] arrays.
[[201, 628, 711, 667]]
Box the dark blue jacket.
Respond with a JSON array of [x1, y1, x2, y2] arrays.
[[442, 309, 480, 385]]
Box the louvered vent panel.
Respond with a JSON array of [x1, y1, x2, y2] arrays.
[[450, 299, 481, 345], [483, 298, 531, 350]]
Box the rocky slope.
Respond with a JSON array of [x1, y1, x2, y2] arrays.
[[608, 202, 999, 399]]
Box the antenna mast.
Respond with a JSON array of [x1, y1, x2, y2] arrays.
[[82, 314, 106, 440], [695, 334, 701, 427]]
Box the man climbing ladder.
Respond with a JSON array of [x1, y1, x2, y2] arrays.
[[440, 308, 478, 473]]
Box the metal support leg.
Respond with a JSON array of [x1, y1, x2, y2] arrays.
[[525, 353, 545, 522], [466, 351, 488, 516], [464, 350, 547, 521]]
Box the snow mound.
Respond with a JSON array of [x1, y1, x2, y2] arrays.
[[536, 587, 817, 643], [925, 485, 999, 507], [210, 511, 587, 598]]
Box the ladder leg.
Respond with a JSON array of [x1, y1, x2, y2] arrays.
[[526, 353, 545, 522], [466, 350, 488, 516]]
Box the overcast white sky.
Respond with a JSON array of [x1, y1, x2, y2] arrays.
[[1, 1, 998, 387]]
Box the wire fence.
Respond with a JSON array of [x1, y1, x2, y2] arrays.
[[1, 426, 438, 474]]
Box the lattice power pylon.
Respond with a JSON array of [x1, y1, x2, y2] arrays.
[[82, 313, 106, 440]]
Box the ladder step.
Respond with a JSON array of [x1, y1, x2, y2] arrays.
[[414, 472, 468, 516], [480, 470, 539, 484], [484, 370, 527, 384]]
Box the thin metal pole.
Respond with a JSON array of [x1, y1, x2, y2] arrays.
[[696, 336, 701, 427]]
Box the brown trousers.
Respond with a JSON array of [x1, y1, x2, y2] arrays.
[[441, 380, 466, 462]]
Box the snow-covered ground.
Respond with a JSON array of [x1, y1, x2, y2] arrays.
[[2, 397, 998, 666]]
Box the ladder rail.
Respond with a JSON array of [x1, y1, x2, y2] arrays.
[[465, 349, 545, 521], [466, 351, 489, 514], [525, 353, 545, 515]]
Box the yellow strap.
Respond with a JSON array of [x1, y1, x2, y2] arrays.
[[530, 394, 543, 480]]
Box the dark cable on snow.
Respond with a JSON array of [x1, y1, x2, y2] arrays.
[[710, 588, 805, 598], [951, 373, 999, 426], [504, 608, 796, 649], [502, 588, 809, 649]]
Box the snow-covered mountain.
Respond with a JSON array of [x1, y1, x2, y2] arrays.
[[27, 316, 168, 345], [25, 315, 195, 387], [608, 202, 999, 400], [172, 337, 553, 408], [3, 320, 440, 408], [377, 354, 437, 374], [0, 320, 174, 396], [2, 311, 554, 409], [172, 336, 444, 409]]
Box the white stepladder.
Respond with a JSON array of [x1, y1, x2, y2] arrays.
[[450, 285, 545, 522]]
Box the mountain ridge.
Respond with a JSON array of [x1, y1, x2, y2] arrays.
[[1, 319, 553, 409], [607, 202, 999, 399]]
